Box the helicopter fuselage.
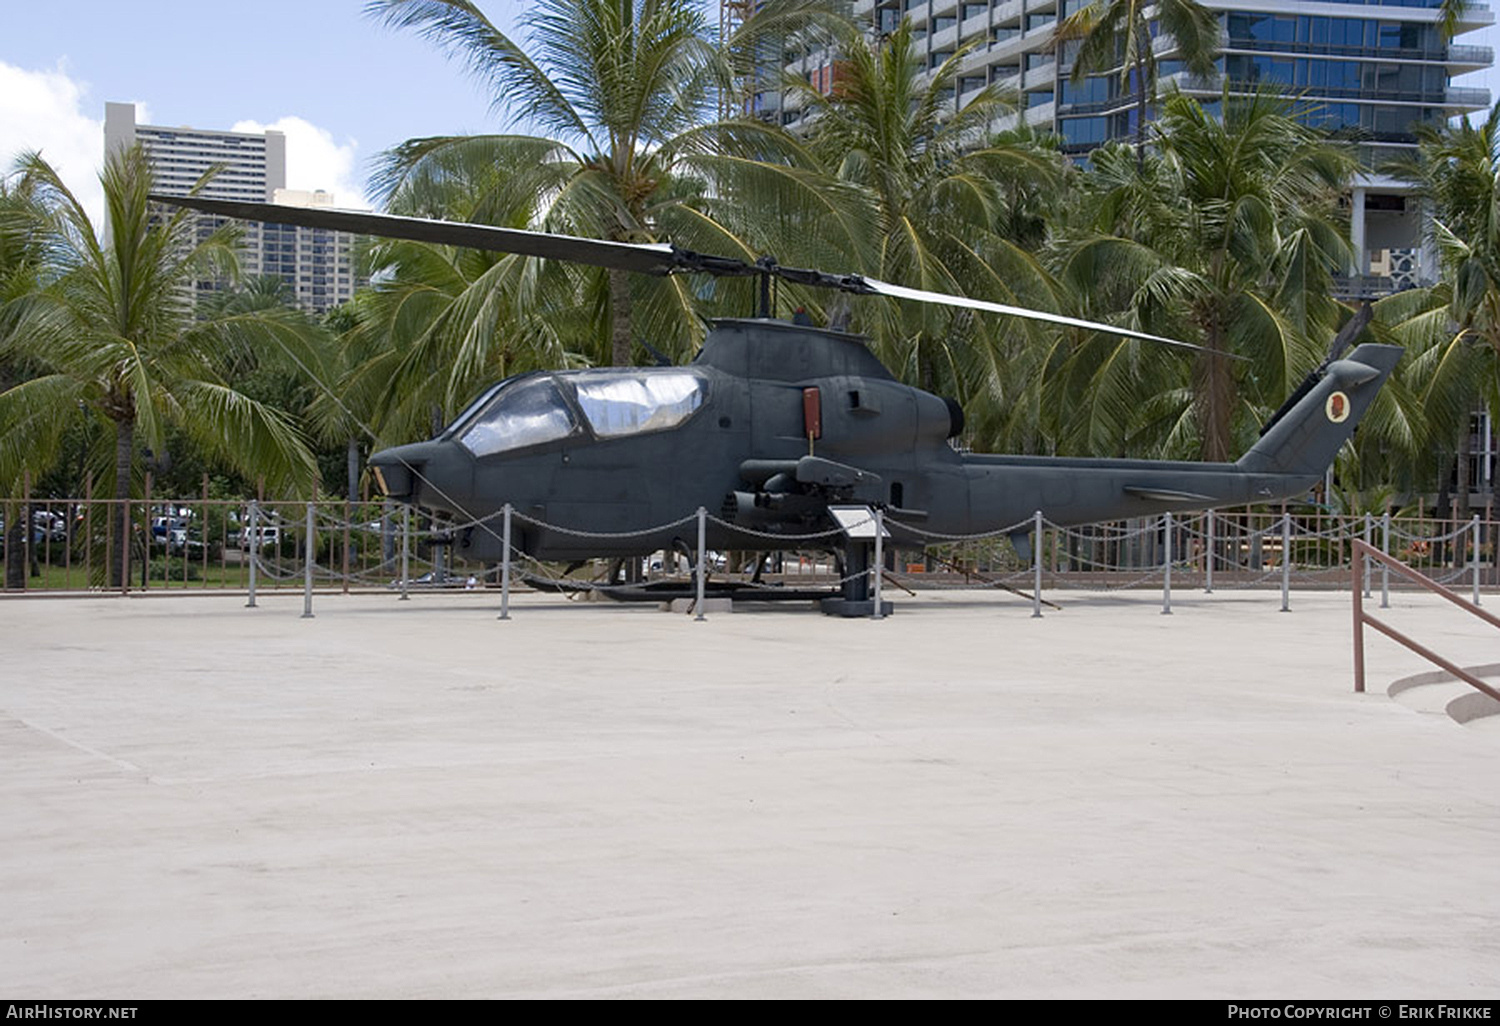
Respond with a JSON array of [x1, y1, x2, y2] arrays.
[[367, 318, 1401, 564]]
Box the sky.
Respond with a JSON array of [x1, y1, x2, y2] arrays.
[[0, 1, 524, 224], [4, 2, 1500, 228]]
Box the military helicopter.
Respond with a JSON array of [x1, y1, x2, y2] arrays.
[[155, 194, 1401, 615]]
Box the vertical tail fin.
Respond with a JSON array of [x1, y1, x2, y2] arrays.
[[1237, 343, 1402, 478]]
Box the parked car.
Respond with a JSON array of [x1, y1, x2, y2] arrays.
[[27, 511, 66, 542], [0, 513, 66, 544], [151, 516, 189, 549], [237, 526, 281, 550]]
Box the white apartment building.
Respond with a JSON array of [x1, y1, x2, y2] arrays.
[[104, 102, 359, 314]]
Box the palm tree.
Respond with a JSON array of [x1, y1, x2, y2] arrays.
[[365, 0, 856, 370], [0, 148, 323, 587], [1378, 103, 1500, 519], [1052, 89, 1356, 462], [0, 166, 53, 588], [781, 19, 1072, 450], [328, 220, 579, 450], [1056, 0, 1220, 170]]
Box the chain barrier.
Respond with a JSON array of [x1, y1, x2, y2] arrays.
[[1388, 521, 1472, 543], [880, 513, 1036, 543], [703, 511, 849, 543], [7, 495, 1495, 612], [512, 509, 699, 540], [233, 500, 1497, 612]]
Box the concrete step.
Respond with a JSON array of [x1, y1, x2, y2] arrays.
[[1388, 662, 1500, 726]]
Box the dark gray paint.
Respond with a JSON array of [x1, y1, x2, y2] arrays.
[[366, 319, 1402, 563]]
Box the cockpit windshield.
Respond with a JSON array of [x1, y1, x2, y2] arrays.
[[458, 377, 577, 457], [571, 371, 705, 438], [453, 369, 707, 458]]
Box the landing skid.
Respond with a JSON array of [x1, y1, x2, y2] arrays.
[[523, 574, 837, 604]]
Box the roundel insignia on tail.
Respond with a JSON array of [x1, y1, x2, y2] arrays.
[[1326, 391, 1350, 423]]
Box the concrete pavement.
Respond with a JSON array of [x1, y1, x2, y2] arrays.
[[1, 587, 1496, 998]]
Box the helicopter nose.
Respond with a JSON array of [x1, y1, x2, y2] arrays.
[[368, 441, 438, 500], [368, 440, 476, 518]]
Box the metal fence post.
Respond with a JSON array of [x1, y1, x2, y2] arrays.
[[245, 500, 258, 608], [872, 507, 885, 620], [301, 501, 315, 619], [1204, 509, 1214, 594], [695, 506, 708, 622], [1473, 514, 1482, 606], [1352, 547, 1365, 693], [1032, 510, 1043, 619], [1280, 512, 1292, 612], [119, 496, 130, 595], [498, 503, 512, 621], [1363, 513, 1373, 599], [399, 509, 411, 601], [1162, 512, 1173, 615], [1381, 512, 1391, 609]]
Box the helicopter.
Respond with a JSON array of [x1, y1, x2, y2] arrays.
[[154, 194, 1401, 615]]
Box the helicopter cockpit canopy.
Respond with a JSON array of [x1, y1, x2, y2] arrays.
[[453, 369, 707, 457]]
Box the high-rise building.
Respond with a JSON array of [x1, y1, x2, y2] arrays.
[[763, 1, 1496, 294], [103, 102, 360, 314], [261, 189, 360, 314]]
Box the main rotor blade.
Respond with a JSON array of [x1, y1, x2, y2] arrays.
[[862, 277, 1239, 358], [148, 194, 686, 276], [155, 193, 1218, 357]]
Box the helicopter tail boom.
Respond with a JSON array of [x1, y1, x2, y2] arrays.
[[959, 343, 1402, 539]]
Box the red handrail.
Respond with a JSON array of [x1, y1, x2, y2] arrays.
[[1351, 539, 1500, 701]]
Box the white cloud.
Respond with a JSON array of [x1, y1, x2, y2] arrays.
[[0, 60, 106, 226], [232, 115, 370, 210]]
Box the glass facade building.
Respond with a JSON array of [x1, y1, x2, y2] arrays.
[[822, 0, 1496, 288]]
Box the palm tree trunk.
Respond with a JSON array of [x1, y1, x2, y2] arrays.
[[1194, 304, 1234, 462], [111, 418, 133, 589], [347, 437, 360, 505], [4, 499, 23, 590], [1456, 420, 1472, 523], [609, 267, 634, 366]]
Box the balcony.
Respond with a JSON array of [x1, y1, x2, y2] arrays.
[[1022, 101, 1056, 126], [1455, 0, 1495, 30], [1222, 34, 1495, 68], [992, 69, 1024, 95], [1331, 275, 1400, 301], [1448, 43, 1494, 69], [988, 23, 1056, 63], [931, 21, 961, 49], [961, 10, 990, 39], [1448, 85, 1492, 108], [990, 0, 1024, 29], [1056, 90, 1141, 117], [959, 83, 989, 108], [1163, 71, 1489, 111]]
